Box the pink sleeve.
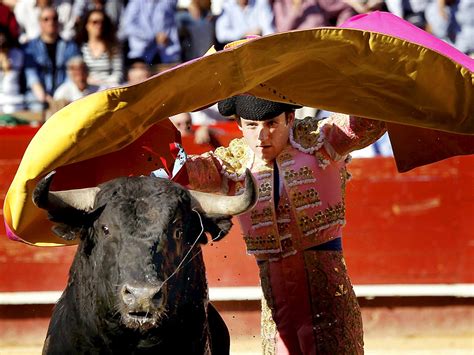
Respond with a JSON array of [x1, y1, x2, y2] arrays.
[[186, 153, 225, 193], [321, 113, 387, 159]]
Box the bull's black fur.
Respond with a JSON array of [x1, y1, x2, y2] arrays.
[[37, 176, 232, 354]]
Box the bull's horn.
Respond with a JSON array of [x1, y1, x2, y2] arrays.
[[189, 169, 258, 216], [33, 171, 100, 212]]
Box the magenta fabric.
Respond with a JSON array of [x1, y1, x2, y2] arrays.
[[340, 11, 474, 71], [4, 221, 20, 241], [341, 11, 474, 172]]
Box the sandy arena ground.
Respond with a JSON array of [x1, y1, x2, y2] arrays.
[[1, 334, 473, 354], [1, 299, 473, 354]]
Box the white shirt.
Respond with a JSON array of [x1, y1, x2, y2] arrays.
[[0, 48, 25, 113], [53, 80, 99, 102], [14, 0, 76, 43], [215, 0, 275, 43]]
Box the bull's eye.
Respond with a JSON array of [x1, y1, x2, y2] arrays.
[[101, 225, 110, 236], [174, 228, 183, 240]]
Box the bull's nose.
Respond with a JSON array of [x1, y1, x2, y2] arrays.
[[121, 283, 163, 308]]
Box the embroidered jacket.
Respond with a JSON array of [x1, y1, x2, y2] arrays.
[[186, 114, 385, 260]]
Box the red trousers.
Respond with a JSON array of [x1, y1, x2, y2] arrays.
[[259, 250, 363, 354]]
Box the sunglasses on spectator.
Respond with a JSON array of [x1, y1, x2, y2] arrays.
[[88, 19, 104, 25], [41, 16, 58, 23]]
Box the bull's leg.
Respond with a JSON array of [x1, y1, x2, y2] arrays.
[[208, 302, 230, 355]]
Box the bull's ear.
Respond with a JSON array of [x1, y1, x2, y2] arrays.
[[51, 224, 82, 241], [48, 205, 106, 241], [202, 214, 233, 242]]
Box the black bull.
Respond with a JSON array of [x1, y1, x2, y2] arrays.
[[33, 170, 257, 354]]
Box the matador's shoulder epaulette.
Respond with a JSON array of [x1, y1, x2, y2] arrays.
[[290, 116, 326, 154], [213, 137, 253, 181]]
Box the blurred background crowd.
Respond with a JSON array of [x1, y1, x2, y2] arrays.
[[0, 0, 472, 151]]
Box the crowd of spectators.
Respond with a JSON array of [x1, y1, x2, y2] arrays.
[[0, 0, 471, 150]]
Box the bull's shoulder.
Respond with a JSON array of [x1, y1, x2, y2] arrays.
[[290, 116, 325, 154], [43, 291, 91, 353], [213, 138, 252, 181]]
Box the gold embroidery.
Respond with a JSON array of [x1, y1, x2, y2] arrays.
[[276, 202, 291, 215], [291, 188, 321, 210], [315, 151, 330, 169], [278, 152, 295, 167], [277, 222, 290, 236], [303, 250, 364, 354], [335, 284, 348, 297], [284, 166, 316, 186], [340, 167, 350, 203], [214, 138, 252, 177], [298, 203, 345, 235], [259, 181, 272, 201], [244, 233, 279, 252], [292, 116, 324, 150], [259, 262, 277, 355], [251, 207, 273, 228]]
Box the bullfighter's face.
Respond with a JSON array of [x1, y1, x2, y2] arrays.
[[239, 112, 294, 163]]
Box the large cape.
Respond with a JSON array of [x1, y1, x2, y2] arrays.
[[3, 11, 473, 245]]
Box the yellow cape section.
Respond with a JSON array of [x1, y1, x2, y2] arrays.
[[3, 27, 474, 246]]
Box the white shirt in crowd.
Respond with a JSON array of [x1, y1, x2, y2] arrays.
[[53, 80, 99, 102], [0, 48, 24, 113], [14, 0, 76, 43]]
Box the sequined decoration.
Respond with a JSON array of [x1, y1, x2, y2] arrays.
[[292, 188, 321, 211], [243, 233, 279, 252], [251, 207, 274, 229], [339, 167, 350, 203], [214, 137, 252, 178], [284, 166, 316, 187], [259, 262, 278, 355], [291, 117, 325, 152], [303, 250, 364, 354], [298, 202, 345, 236], [259, 181, 272, 201], [276, 201, 291, 219]]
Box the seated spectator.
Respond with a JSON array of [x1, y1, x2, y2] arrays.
[[273, 0, 356, 32], [14, 0, 76, 43], [53, 56, 99, 103], [425, 0, 474, 56], [215, 0, 274, 45], [170, 112, 219, 147], [0, 25, 24, 113], [190, 103, 230, 125], [23, 6, 80, 112], [170, 111, 193, 135], [119, 0, 181, 65], [72, 0, 124, 27], [0, 2, 20, 44], [76, 9, 123, 88], [176, 0, 216, 61], [340, 0, 385, 15], [126, 59, 152, 84]]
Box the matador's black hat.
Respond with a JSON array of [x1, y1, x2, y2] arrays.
[[218, 95, 301, 121]]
